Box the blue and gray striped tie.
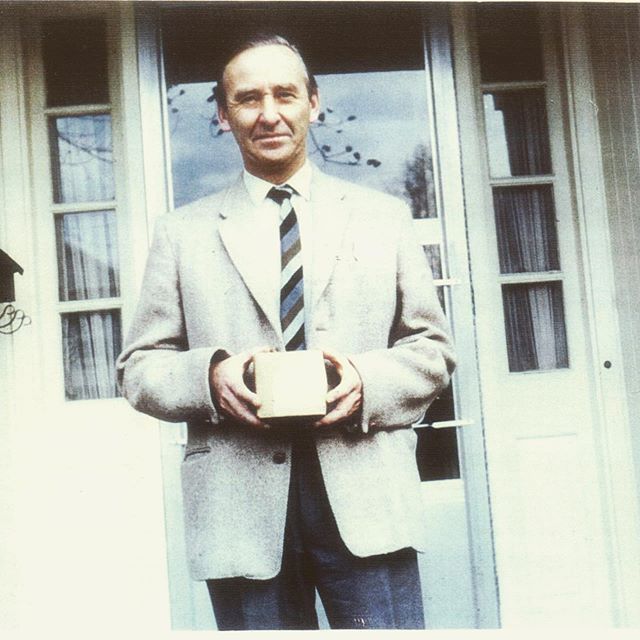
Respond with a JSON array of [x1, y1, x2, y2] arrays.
[[267, 185, 306, 351]]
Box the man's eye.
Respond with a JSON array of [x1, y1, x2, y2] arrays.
[[277, 91, 295, 100], [240, 95, 259, 105]]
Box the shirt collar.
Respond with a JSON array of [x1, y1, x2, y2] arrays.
[[243, 160, 312, 206]]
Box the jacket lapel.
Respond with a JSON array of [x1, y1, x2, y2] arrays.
[[216, 168, 352, 338], [310, 168, 351, 311], [217, 177, 281, 339]]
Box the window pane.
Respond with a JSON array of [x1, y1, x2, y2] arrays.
[[493, 185, 560, 274], [477, 5, 543, 83], [502, 282, 569, 372], [484, 89, 552, 177], [49, 115, 115, 204], [61, 310, 122, 400], [416, 426, 461, 481], [417, 384, 460, 482], [55, 210, 120, 301], [43, 19, 109, 107], [163, 4, 437, 217]]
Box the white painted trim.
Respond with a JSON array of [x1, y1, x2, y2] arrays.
[[431, 419, 474, 430], [561, 5, 640, 625], [0, 13, 39, 631], [134, 5, 211, 629], [428, 4, 500, 628], [22, 17, 68, 405], [44, 103, 111, 116]]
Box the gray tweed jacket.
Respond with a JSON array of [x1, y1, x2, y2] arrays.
[[116, 166, 456, 580]]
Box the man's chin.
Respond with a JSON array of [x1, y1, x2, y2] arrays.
[[246, 154, 303, 182], [250, 150, 295, 169]]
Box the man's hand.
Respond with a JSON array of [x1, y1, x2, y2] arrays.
[[210, 347, 271, 429], [314, 348, 363, 428]]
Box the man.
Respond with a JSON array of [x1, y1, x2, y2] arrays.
[[117, 34, 455, 630]]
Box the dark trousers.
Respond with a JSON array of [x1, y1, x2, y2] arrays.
[[206, 433, 425, 630]]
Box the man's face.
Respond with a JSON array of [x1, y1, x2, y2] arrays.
[[218, 44, 320, 183]]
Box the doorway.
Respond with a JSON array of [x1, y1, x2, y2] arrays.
[[137, 1, 497, 628]]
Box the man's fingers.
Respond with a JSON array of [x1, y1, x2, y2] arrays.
[[314, 389, 362, 427], [316, 348, 363, 427], [232, 382, 261, 409], [322, 348, 344, 374], [326, 374, 356, 404], [210, 347, 274, 427], [218, 387, 266, 428]]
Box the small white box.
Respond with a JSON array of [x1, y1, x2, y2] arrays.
[[254, 350, 328, 420]]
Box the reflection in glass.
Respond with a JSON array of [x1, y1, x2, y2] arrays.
[[62, 310, 122, 400], [484, 90, 551, 177], [493, 185, 560, 274], [502, 282, 569, 372], [55, 210, 119, 301], [167, 71, 437, 218], [49, 115, 115, 204]]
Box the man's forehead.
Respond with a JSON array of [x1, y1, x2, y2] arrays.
[[223, 44, 308, 87]]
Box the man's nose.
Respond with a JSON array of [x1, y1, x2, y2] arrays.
[[259, 95, 280, 125]]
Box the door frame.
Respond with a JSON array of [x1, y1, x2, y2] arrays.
[[424, 3, 499, 627]]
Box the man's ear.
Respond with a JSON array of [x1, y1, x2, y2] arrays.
[[308, 92, 320, 124], [218, 107, 232, 132]]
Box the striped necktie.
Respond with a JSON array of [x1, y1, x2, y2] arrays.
[[267, 185, 306, 351]]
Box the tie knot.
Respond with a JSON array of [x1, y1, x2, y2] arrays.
[[267, 184, 295, 206]]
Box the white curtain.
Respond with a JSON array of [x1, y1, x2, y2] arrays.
[[489, 89, 551, 176], [493, 185, 560, 274], [62, 311, 121, 400], [503, 283, 569, 372], [56, 211, 120, 399], [56, 210, 119, 301], [52, 114, 115, 204]]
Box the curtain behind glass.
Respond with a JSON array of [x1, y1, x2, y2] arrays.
[[55, 210, 120, 301], [486, 89, 551, 177], [502, 282, 569, 372], [493, 185, 560, 274], [50, 114, 115, 204], [62, 310, 121, 400]]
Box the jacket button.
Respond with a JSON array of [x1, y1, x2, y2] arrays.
[[272, 451, 287, 464]]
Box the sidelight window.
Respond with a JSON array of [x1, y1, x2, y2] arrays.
[[42, 17, 122, 400], [477, 5, 569, 373]]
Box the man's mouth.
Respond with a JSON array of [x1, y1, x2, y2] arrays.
[[254, 133, 289, 142]]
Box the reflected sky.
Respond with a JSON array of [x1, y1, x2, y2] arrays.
[[168, 70, 435, 215]]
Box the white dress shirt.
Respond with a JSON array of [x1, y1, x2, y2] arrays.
[[242, 161, 315, 343]]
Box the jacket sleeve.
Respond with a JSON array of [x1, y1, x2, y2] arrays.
[[116, 214, 224, 423], [348, 208, 456, 433]]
